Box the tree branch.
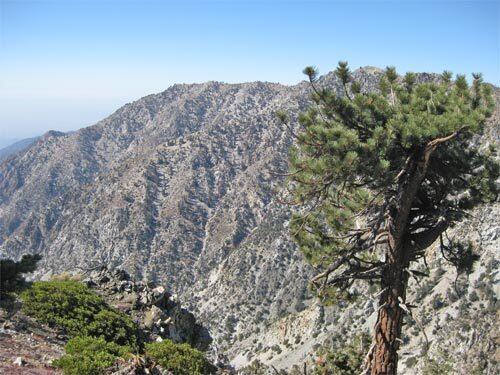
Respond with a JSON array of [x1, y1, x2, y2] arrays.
[[410, 218, 449, 251]]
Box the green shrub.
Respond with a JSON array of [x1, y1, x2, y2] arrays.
[[431, 295, 444, 310], [21, 280, 138, 348], [422, 351, 454, 375], [468, 290, 479, 302], [53, 336, 130, 375], [239, 359, 268, 375], [405, 356, 417, 368], [145, 340, 216, 375], [312, 333, 369, 375], [86, 309, 138, 347]]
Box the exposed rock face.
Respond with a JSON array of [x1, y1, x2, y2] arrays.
[[0, 137, 39, 163], [0, 69, 498, 371], [0, 74, 317, 358], [83, 267, 212, 351]]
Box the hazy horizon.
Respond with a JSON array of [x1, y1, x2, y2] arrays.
[[1, 0, 498, 141]]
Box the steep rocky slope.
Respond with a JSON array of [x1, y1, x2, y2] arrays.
[[0, 137, 39, 162], [0, 69, 498, 372]]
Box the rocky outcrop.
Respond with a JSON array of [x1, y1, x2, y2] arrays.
[[82, 267, 212, 351], [0, 268, 226, 374]]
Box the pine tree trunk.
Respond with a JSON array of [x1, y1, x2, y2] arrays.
[[368, 169, 415, 374], [368, 146, 440, 374], [369, 247, 409, 375]]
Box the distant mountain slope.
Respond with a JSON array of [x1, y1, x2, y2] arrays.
[[0, 136, 39, 162], [0, 78, 316, 365], [0, 70, 497, 372]]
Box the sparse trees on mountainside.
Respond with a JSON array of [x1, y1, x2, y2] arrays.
[[279, 62, 498, 374]]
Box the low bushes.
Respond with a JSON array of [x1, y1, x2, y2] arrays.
[[22, 280, 216, 375], [53, 336, 130, 375], [145, 340, 216, 375], [21, 280, 138, 348], [312, 333, 369, 375]]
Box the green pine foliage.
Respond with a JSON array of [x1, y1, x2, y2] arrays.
[[53, 336, 131, 375], [280, 62, 498, 301], [145, 340, 216, 375], [0, 254, 41, 295], [280, 61, 497, 373], [21, 280, 138, 348]]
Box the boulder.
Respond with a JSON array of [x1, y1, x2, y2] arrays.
[[84, 267, 213, 350], [13, 356, 25, 366]]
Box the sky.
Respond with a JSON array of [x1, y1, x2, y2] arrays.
[[0, 0, 498, 143]]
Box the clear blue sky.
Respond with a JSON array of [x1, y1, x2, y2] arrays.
[[0, 0, 498, 142]]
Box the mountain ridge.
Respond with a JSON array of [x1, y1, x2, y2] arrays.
[[0, 69, 498, 372], [0, 136, 40, 163]]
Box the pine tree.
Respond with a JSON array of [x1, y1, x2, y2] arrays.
[[278, 62, 498, 375], [0, 254, 42, 295]]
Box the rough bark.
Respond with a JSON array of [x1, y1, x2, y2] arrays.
[[368, 139, 448, 374], [370, 239, 411, 375]]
